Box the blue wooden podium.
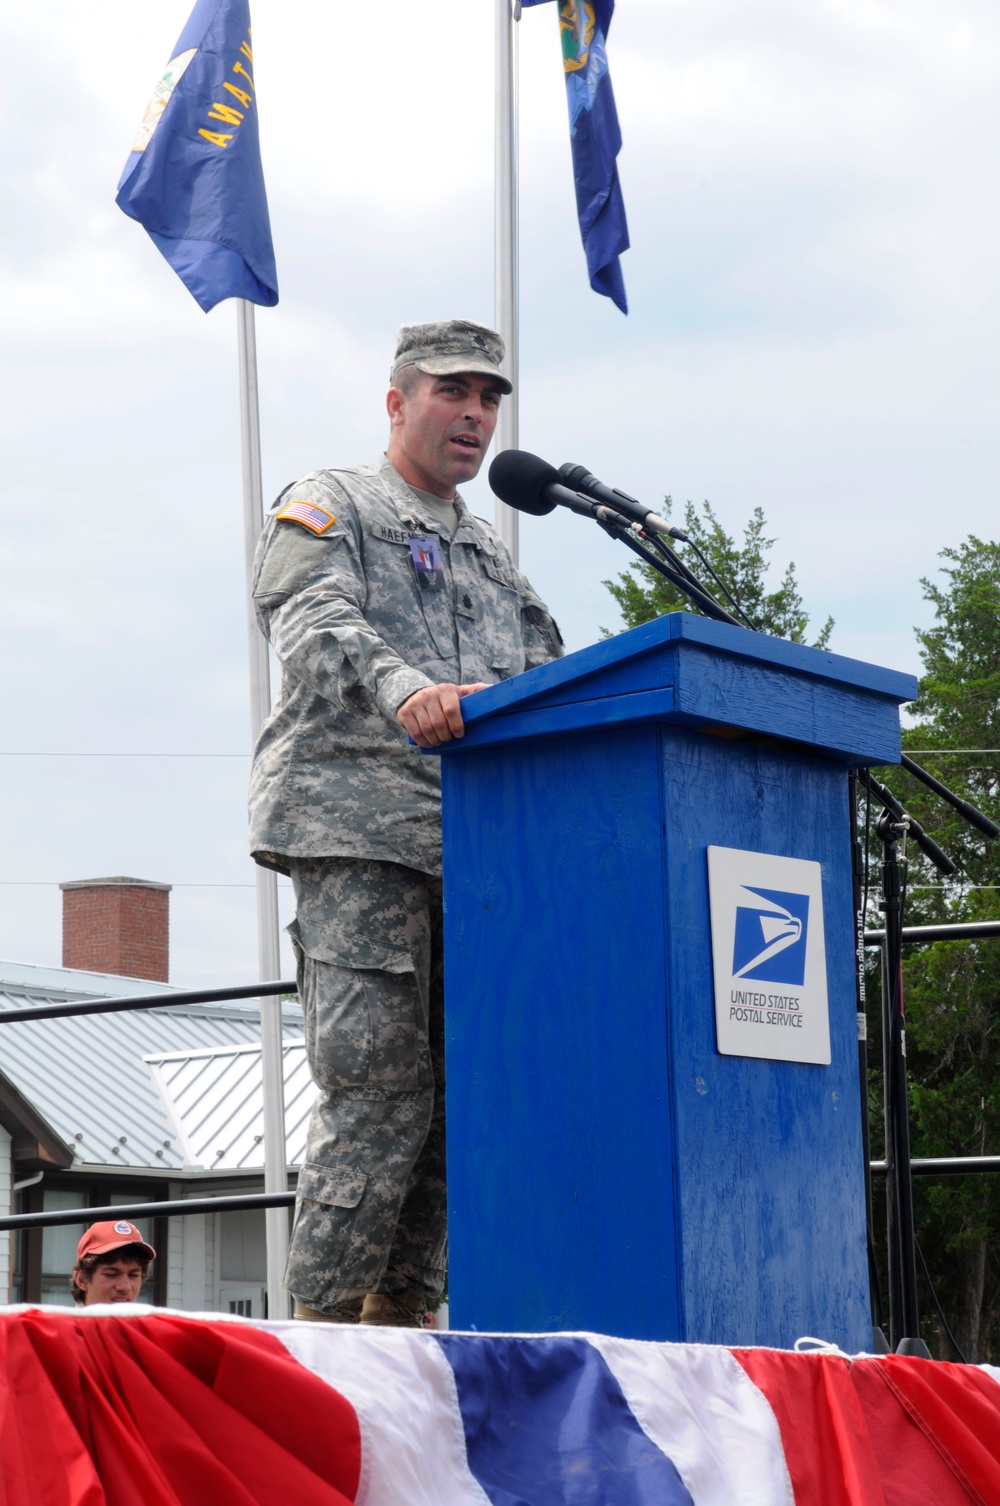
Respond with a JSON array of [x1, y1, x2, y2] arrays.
[[435, 613, 916, 1349]]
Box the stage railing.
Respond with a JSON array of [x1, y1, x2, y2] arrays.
[[0, 1192, 294, 1232], [1, 923, 998, 1240], [0, 978, 299, 1238], [861, 918, 1000, 1184]]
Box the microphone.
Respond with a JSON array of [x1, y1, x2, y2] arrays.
[[557, 462, 687, 540], [488, 449, 614, 523], [489, 448, 743, 629]]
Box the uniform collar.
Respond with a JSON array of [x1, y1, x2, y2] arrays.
[[377, 454, 483, 543]]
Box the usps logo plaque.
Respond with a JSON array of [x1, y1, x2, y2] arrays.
[[707, 845, 831, 1065]]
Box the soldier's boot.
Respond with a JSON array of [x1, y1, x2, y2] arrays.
[[293, 1296, 364, 1324], [358, 1290, 427, 1328]]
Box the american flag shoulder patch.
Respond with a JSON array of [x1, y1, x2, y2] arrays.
[[276, 499, 337, 535]]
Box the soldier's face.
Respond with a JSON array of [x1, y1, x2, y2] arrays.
[[387, 372, 502, 498]]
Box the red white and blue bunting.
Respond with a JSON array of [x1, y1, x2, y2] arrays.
[[1, 1308, 999, 1504]]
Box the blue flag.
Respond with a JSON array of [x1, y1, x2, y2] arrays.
[[116, 0, 277, 313], [523, 0, 629, 313]]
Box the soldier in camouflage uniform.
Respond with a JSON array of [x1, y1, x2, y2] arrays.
[[249, 320, 563, 1326]]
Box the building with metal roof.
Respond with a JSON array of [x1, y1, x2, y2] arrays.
[[0, 958, 311, 1315]]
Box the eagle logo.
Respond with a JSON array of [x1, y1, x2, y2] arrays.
[[731, 887, 810, 986]]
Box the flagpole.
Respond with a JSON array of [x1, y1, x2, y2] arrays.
[[494, 0, 520, 564], [236, 297, 290, 1321]]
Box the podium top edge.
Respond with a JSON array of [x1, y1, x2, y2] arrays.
[[456, 612, 918, 730]]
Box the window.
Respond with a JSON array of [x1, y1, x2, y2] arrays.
[[15, 1179, 163, 1306], [39, 1191, 87, 1306], [219, 1284, 264, 1318]]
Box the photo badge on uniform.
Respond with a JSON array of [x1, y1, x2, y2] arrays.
[[409, 534, 445, 591]]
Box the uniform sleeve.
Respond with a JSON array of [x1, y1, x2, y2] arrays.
[[252, 481, 434, 725]]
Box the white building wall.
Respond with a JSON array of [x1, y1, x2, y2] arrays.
[[0, 1127, 10, 1302], [163, 1185, 272, 1317], [166, 1187, 185, 1309], [165, 1183, 216, 1313], [182, 1214, 209, 1312], [217, 1207, 268, 1318], [204, 1208, 215, 1308]]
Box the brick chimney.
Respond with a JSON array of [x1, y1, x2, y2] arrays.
[[59, 877, 172, 982]]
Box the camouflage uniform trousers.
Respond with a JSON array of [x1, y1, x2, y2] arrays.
[[283, 856, 446, 1312]]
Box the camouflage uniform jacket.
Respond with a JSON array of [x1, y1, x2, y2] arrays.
[[249, 455, 563, 877]]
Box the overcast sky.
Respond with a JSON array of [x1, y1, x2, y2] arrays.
[[1, 0, 997, 985]]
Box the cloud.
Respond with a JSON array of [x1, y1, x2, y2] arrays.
[[1, 0, 997, 979]]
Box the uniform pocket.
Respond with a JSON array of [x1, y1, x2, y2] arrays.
[[487, 583, 525, 672], [358, 968, 428, 1091], [288, 885, 419, 973], [417, 590, 459, 662], [477, 552, 526, 673], [362, 525, 458, 665], [300, 959, 374, 1089], [290, 862, 433, 1093], [286, 1161, 372, 1302], [298, 956, 428, 1093], [297, 1161, 367, 1209]]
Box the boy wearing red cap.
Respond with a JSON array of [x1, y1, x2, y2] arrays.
[[70, 1220, 156, 1306]]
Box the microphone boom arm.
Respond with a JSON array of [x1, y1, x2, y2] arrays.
[[644, 532, 758, 631], [862, 771, 957, 877], [595, 512, 742, 627], [899, 754, 999, 840]]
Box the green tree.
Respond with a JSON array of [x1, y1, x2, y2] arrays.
[[603, 497, 834, 646], [866, 536, 1000, 1361]]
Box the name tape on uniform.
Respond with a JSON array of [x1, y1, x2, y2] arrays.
[[369, 521, 411, 546]]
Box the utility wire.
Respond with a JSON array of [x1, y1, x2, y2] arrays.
[[903, 750, 999, 756]]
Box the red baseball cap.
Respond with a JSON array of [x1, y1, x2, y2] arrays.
[[76, 1220, 156, 1263]]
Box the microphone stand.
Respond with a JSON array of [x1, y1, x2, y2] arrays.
[[863, 773, 935, 1355], [593, 511, 743, 627], [861, 771, 956, 1356], [647, 532, 760, 631], [860, 758, 995, 1355]]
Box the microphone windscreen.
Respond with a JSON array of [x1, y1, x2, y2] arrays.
[[488, 449, 559, 515]]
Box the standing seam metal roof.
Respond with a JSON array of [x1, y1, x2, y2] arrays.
[[0, 960, 309, 1173], [145, 1043, 315, 1171]]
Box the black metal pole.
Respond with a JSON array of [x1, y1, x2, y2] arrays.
[[876, 809, 928, 1355], [849, 772, 883, 1344], [879, 928, 902, 1347], [865, 919, 1000, 945], [0, 978, 298, 1026], [872, 1155, 1000, 1177], [0, 1190, 295, 1233], [899, 754, 1000, 840]]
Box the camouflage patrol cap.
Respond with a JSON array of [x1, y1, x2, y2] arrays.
[[391, 319, 513, 394]]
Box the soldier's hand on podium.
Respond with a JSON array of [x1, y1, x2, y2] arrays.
[[397, 682, 489, 747]]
